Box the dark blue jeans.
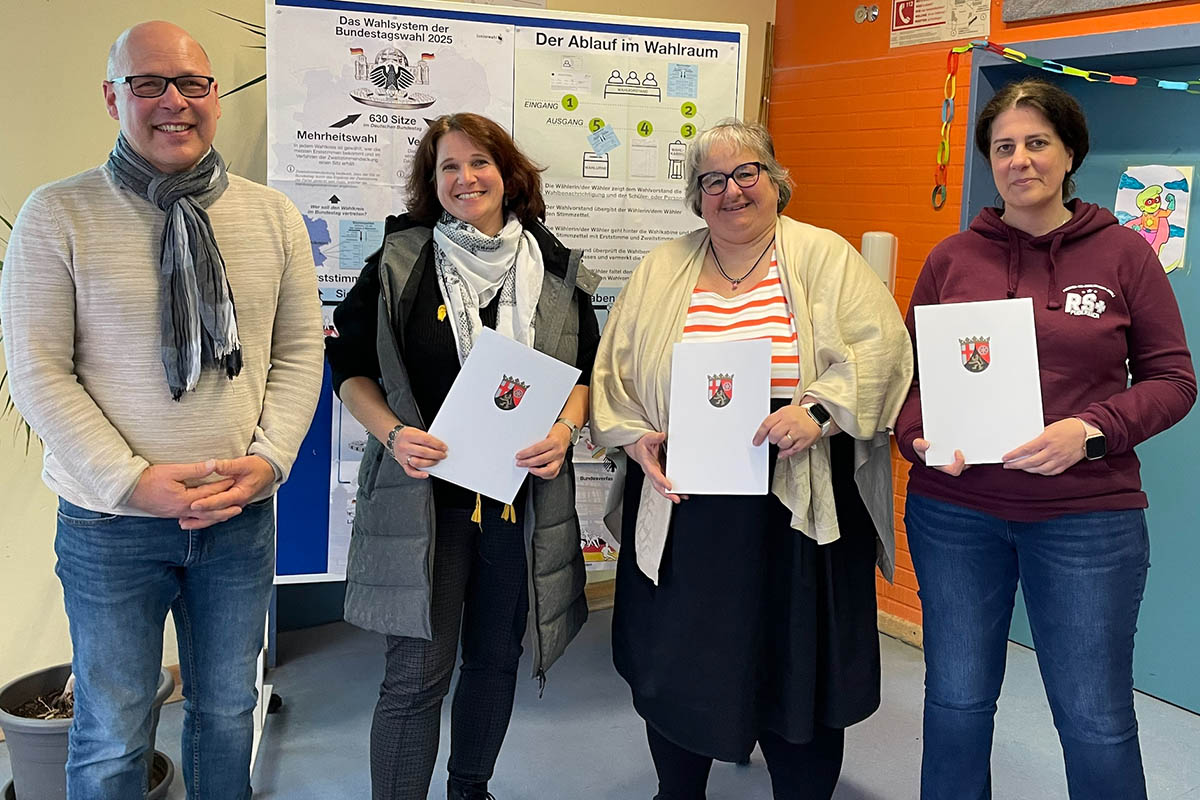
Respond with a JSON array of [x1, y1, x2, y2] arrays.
[[905, 493, 1149, 800], [55, 497, 275, 800]]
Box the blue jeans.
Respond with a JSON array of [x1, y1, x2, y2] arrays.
[[905, 493, 1149, 800], [55, 497, 275, 800]]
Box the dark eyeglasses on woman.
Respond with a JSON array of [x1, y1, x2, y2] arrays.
[[697, 161, 767, 195], [110, 75, 216, 98]]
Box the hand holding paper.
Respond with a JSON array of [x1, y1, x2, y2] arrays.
[[1001, 417, 1088, 475], [912, 438, 969, 476], [914, 298, 1044, 466], [628, 431, 684, 504], [392, 426, 448, 479], [424, 328, 581, 503], [515, 422, 572, 480], [753, 404, 822, 459], [666, 339, 771, 495]]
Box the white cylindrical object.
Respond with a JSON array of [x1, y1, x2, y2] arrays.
[[860, 231, 897, 291]]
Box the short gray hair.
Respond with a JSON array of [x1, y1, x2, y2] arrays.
[[683, 118, 793, 217]]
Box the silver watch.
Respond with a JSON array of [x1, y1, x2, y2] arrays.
[[802, 403, 832, 436], [555, 417, 582, 446]]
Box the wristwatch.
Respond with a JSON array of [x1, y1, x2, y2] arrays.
[[1084, 428, 1107, 461], [385, 422, 406, 455], [802, 402, 832, 436], [555, 417, 582, 446]]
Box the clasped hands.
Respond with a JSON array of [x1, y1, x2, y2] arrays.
[[390, 421, 573, 481], [128, 455, 277, 530], [913, 417, 1090, 477], [630, 404, 825, 504]]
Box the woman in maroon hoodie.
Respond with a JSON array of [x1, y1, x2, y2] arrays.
[[896, 79, 1196, 800]]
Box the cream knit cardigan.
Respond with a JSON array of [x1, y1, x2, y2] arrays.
[[590, 215, 913, 584]]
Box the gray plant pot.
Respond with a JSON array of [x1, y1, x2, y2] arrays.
[[4, 752, 172, 800], [0, 664, 175, 799]]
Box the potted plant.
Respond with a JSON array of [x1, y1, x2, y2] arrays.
[[0, 665, 175, 799]]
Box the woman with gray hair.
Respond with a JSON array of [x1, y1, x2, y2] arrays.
[[590, 119, 912, 799]]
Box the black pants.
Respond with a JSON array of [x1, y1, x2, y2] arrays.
[[647, 722, 845, 800], [370, 504, 529, 800]]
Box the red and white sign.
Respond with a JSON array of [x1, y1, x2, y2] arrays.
[[890, 0, 989, 49]]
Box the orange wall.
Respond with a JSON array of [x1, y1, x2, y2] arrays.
[[769, 0, 1200, 625]]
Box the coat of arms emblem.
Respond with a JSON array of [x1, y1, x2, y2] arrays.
[[960, 337, 991, 373], [708, 373, 733, 408], [494, 375, 529, 411]]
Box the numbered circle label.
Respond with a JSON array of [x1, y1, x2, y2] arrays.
[[588, 117, 606, 132], [681, 123, 697, 139], [561, 94, 579, 111], [680, 102, 697, 118], [636, 120, 654, 137]]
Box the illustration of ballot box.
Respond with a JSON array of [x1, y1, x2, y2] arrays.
[[583, 151, 610, 179], [668, 140, 687, 179]]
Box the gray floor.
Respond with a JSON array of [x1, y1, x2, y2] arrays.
[[4, 611, 1199, 798]]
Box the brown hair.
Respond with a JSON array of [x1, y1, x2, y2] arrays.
[[974, 78, 1090, 201], [406, 113, 546, 226]]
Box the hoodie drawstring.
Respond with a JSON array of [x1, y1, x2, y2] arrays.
[[1046, 233, 1065, 310], [1005, 226, 1021, 299], [1003, 222, 1067, 310]]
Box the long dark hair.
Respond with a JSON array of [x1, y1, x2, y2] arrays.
[[406, 113, 546, 226], [974, 78, 1090, 201]]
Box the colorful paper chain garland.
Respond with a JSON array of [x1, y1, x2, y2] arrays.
[[932, 40, 1200, 210]]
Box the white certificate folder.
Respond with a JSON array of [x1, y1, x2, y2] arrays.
[[424, 328, 581, 504], [666, 339, 771, 495], [914, 298, 1044, 466]]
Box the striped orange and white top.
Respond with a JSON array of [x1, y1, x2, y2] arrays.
[[682, 254, 801, 399]]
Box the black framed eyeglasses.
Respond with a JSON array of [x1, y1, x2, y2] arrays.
[[110, 75, 216, 98], [697, 161, 766, 195]]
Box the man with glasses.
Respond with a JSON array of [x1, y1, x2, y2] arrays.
[[0, 20, 322, 799]]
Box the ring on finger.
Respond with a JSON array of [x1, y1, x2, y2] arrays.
[[406, 455, 414, 467], [783, 432, 794, 443]]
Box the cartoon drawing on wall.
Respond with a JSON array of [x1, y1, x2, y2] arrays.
[[1115, 165, 1192, 273], [604, 68, 662, 101], [349, 45, 436, 109]]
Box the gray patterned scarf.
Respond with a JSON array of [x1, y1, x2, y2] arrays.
[[106, 134, 241, 400], [432, 212, 543, 363]]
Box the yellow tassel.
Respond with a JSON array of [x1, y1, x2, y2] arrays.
[[501, 504, 516, 523], [437, 304, 447, 321], [471, 493, 482, 528]]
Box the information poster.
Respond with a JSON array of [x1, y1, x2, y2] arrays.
[[268, 0, 746, 581], [573, 431, 621, 571], [889, 0, 989, 49]]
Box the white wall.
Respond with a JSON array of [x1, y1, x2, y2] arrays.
[[0, 0, 775, 684]]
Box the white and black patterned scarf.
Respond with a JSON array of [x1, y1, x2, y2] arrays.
[[106, 134, 241, 400], [432, 212, 543, 363]]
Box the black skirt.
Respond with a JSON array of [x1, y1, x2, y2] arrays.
[[612, 429, 882, 762]]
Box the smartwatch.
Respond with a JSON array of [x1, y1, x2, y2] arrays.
[[1084, 429, 1107, 461], [555, 417, 582, 446], [802, 402, 832, 436]]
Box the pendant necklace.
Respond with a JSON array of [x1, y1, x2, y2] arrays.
[[709, 236, 776, 290]]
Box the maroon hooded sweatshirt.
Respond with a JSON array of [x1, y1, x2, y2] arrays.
[[896, 200, 1196, 521]]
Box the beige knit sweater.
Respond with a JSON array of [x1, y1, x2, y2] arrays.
[[0, 167, 324, 515], [590, 215, 913, 583]]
